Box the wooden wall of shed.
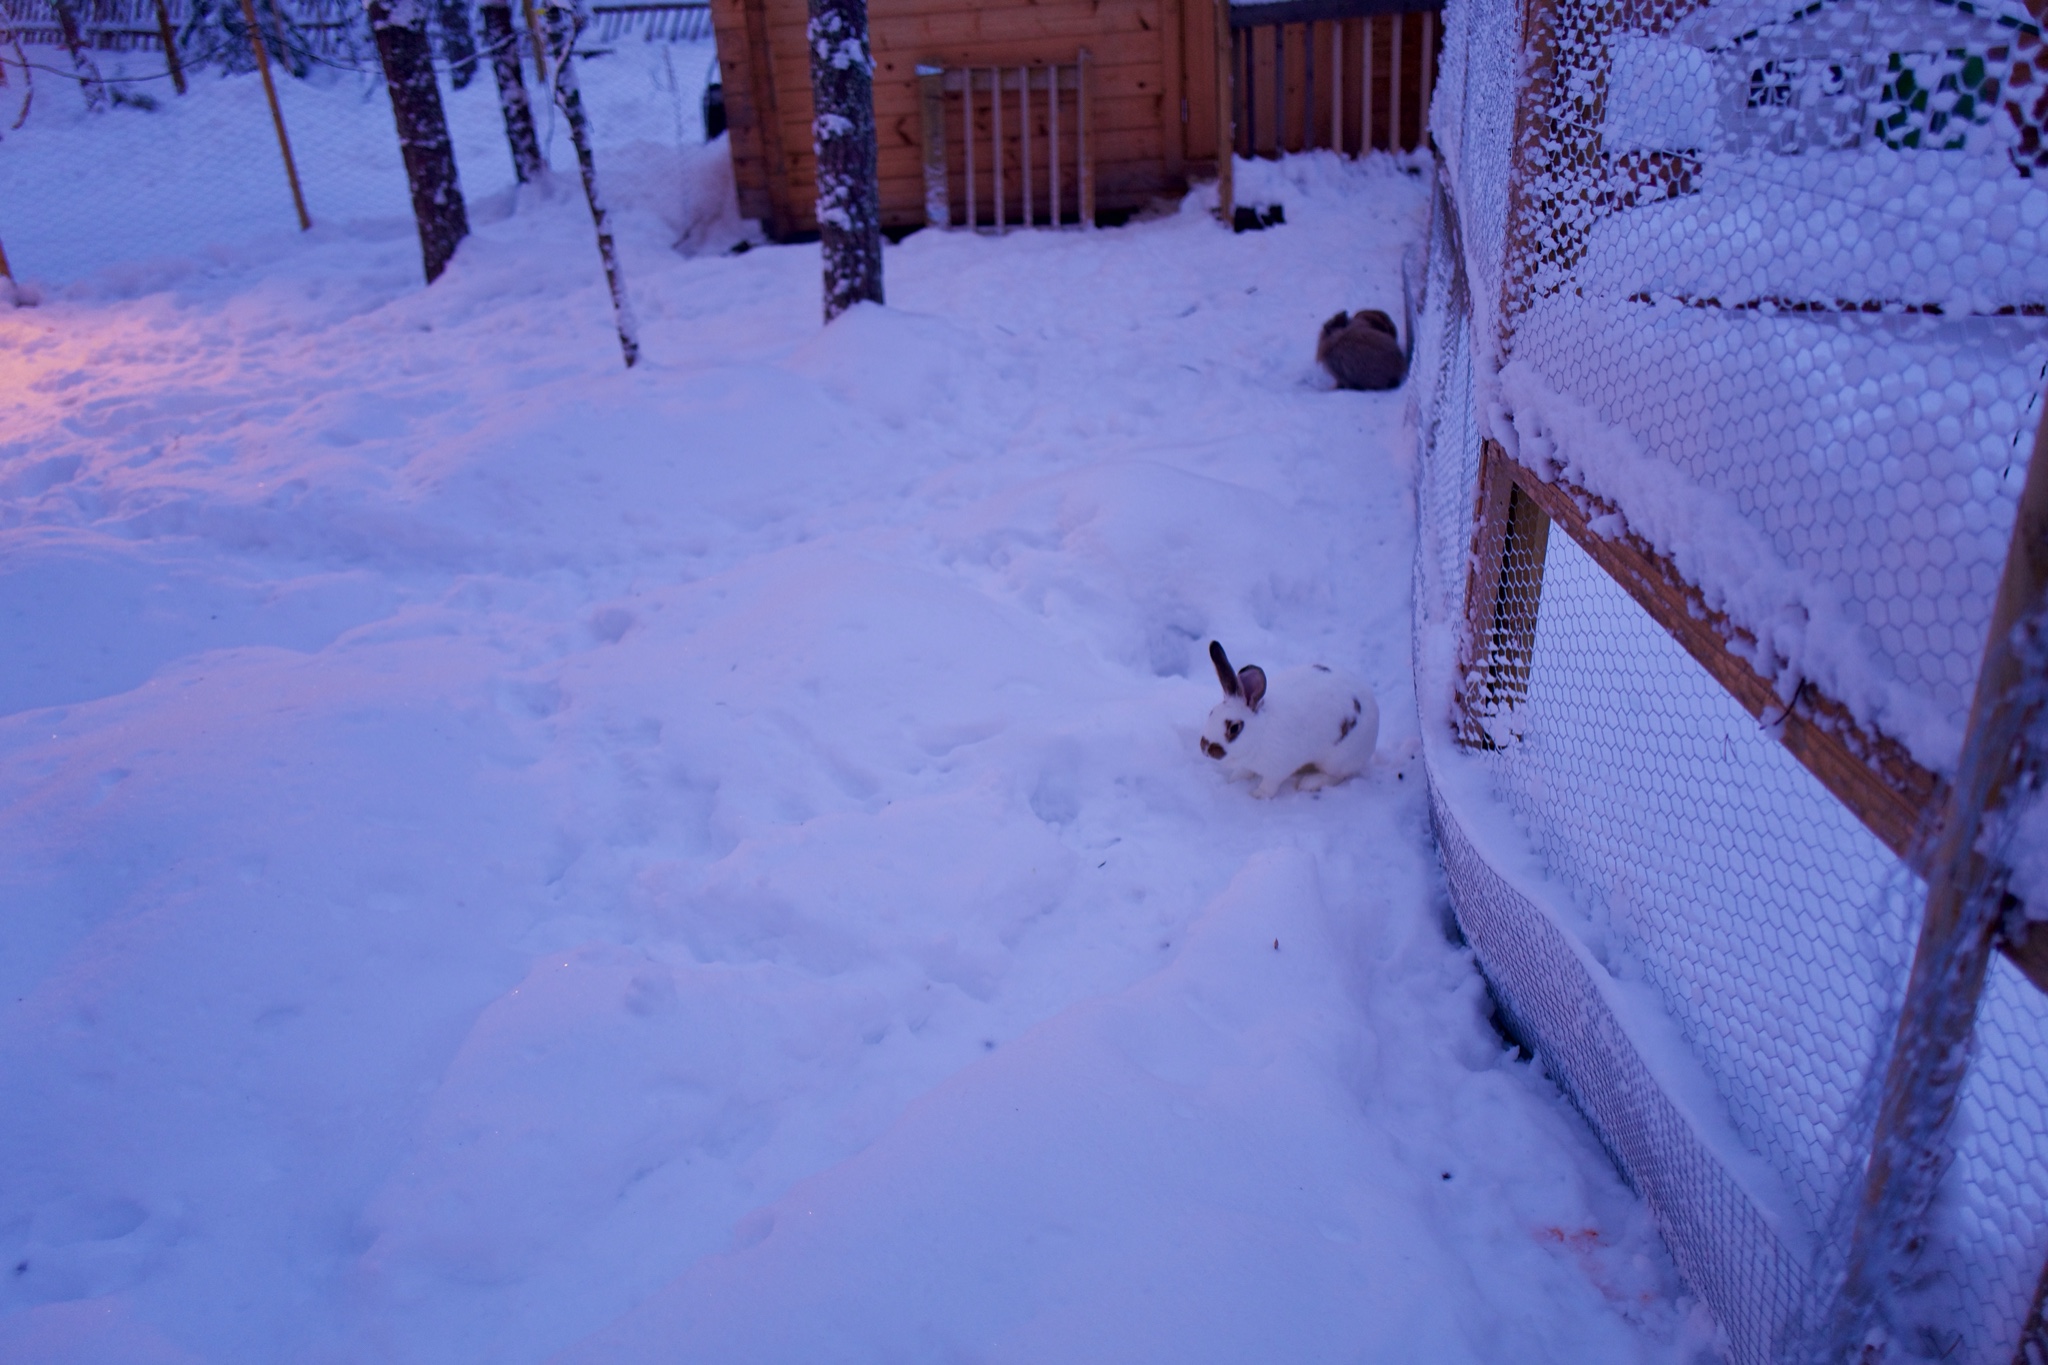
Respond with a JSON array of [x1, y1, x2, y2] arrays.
[[710, 0, 1224, 238]]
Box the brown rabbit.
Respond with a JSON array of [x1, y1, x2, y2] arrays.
[[1316, 309, 1405, 391]]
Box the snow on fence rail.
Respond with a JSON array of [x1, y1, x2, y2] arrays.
[[1413, 0, 2048, 1360]]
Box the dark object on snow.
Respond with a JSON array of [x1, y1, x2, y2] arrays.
[[806, 0, 883, 321], [1232, 202, 1284, 233], [479, 1, 545, 182], [370, 0, 470, 284], [1316, 309, 1406, 391], [703, 75, 726, 139]]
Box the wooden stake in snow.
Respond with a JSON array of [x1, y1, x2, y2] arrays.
[[806, 0, 883, 320], [152, 0, 187, 96], [1214, 0, 1233, 223], [479, 0, 545, 182], [522, 0, 549, 84], [547, 0, 641, 368], [241, 0, 311, 231], [1825, 401, 2048, 1361], [369, 0, 469, 283]]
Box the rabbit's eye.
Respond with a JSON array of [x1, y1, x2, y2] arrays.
[[1224, 720, 1243, 742]]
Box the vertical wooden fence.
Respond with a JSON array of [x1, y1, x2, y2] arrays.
[[1227, 0, 1440, 160]]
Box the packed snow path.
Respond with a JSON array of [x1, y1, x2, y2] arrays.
[[1, 151, 1713, 1363]]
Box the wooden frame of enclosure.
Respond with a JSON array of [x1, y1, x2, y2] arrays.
[[1455, 0, 2048, 1356], [706, 0, 1442, 238]]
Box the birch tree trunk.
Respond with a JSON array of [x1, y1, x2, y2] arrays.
[[368, 0, 470, 283], [479, 0, 544, 181], [436, 0, 479, 88], [546, 1, 640, 367], [50, 0, 108, 112], [805, 0, 882, 321]]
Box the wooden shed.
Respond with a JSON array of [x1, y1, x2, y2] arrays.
[[706, 0, 1443, 239]]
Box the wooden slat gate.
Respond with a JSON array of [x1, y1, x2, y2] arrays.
[[1215, 0, 1441, 220], [916, 57, 1096, 230]]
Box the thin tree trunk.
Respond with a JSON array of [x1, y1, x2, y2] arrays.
[[369, 0, 470, 283], [805, 0, 882, 320], [437, 0, 479, 88], [4, 31, 31, 131], [479, 1, 543, 180], [547, 1, 639, 367], [50, 0, 108, 112]]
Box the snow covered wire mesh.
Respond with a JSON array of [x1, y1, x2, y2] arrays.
[[1415, 0, 2048, 1358], [1426, 780, 1813, 1361]]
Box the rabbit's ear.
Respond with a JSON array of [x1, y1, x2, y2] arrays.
[[1209, 641, 1241, 697], [1238, 665, 1267, 712]]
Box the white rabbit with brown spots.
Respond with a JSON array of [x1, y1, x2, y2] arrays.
[[1198, 640, 1378, 797]]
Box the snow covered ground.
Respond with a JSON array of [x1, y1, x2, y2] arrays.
[[3, 65, 1717, 1362]]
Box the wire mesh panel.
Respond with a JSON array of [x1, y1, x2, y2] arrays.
[[1414, 0, 2048, 1358]]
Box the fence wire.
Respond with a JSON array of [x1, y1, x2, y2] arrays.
[[1416, 0, 2048, 1359], [0, 0, 717, 285]]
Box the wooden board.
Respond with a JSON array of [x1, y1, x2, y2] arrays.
[[1466, 438, 2048, 992]]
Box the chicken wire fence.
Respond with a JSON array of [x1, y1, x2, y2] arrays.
[[1412, 0, 2048, 1360], [0, 0, 716, 284]]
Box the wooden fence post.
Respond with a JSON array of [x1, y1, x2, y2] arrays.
[[1458, 440, 1552, 745], [241, 0, 311, 230], [2017, 1253, 2048, 1365], [1078, 48, 1095, 226], [522, 0, 550, 82], [152, 0, 187, 95], [918, 65, 949, 226], [1214, 0, 1233, 221], [1826, 400, 2048, 1362]]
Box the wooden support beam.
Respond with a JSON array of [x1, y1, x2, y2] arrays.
[[738, 0, 793, 238], [1050, 62, 1062, 224], [1480, 437, 2048, 993], [1162, 0, 1185, 179], [1020, 65, 1033, 224], [1498, 441, 1939, 856], [1079, 48, 1095, 225], [1829, 397, 2048, 1359], [992, 65, 1005, 230], [1458, 438, 1549, 745], [2015, 1251, 2048, 1365]]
